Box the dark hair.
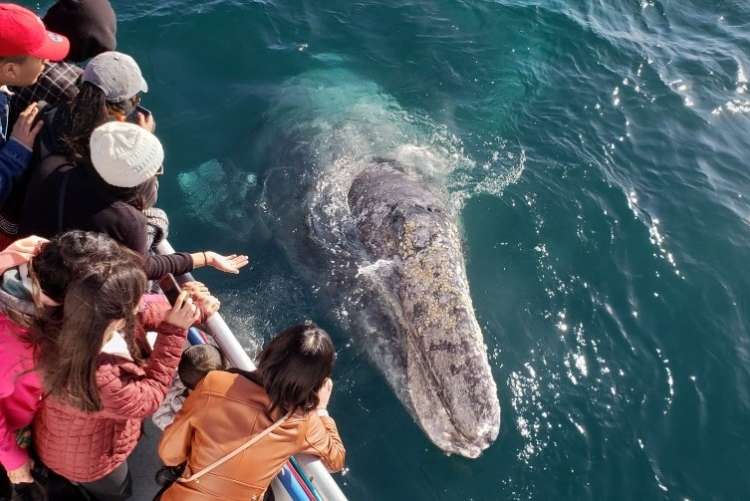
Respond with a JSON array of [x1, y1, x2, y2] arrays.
[[106, 176, 159, 211], [61, 82, 134, 166], [32, 249, 147, 412], [179, 344, 225, 390], [30, 230, 139, 304], [255, 322, 335, 415]]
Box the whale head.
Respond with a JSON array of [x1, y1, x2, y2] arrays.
[[348, 161, 501, 458]]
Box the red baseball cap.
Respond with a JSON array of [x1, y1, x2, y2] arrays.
[[0, 3, 69, 61]]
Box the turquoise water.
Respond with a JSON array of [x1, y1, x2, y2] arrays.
[[34, 0, 750, 499]]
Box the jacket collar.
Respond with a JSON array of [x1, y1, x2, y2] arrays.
[[100, 331, 134, 361]]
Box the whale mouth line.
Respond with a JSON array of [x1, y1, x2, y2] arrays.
[[406, 332, 473, 441], [403, 323, 497, 458]]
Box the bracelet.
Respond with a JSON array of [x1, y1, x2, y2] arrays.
[[202, 251, 208, 267]]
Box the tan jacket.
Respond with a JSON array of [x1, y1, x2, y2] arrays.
[[158, 370, 346, 501]]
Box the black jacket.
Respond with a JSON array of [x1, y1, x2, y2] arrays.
[[19, 156, 193, 279]]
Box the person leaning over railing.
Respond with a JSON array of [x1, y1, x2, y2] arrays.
[[157, 322, 346, 501], [0, 231, 148, 498], [1, 0, 118, 242], [19, 121, 249, 280], [0, 3, 70, 248], [31, 246, 200, 501]]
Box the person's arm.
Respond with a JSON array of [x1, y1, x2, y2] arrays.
[[98, 292, 197, 419], [144, 253, 194, 280], [0, 140, 31, 204], [0, 103, 42, 203], [97, 321, 187, 419], [300, 378, 345, 472], [138, 293, 172, 330], [158, 380, 211, 466], [301, 414, 346, 473]]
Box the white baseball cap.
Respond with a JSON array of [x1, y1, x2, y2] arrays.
[[90, 121, 164, 188]]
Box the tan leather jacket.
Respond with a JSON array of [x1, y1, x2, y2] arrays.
[[158, 370, 346, 501]]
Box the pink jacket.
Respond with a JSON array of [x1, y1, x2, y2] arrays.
[[0, 315, 40, 471], [0, 236, 48, 472], [33, 296, 187, 482]]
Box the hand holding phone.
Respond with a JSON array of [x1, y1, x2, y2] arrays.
[[164, 290, 199, 330], [158, 274, 182, 306], [128, 104, 155, 132]]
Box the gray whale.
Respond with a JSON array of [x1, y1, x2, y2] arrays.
[[346, 160, 501, 457], [192, 69, 502, 457]]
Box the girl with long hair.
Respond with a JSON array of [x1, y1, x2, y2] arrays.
[[158, 322, 346, 501], [0, 231, 142, 496], [32, 247, 199, 501]]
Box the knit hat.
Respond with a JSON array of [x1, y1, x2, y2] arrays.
[[90, 121, 164, 188], [43, 0, 116, 63], [83, 51, 147, 102]]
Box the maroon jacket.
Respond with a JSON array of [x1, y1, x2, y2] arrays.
[[33, 296, 187, 482]]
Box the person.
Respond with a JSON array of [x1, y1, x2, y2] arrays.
[[8, 0, 117, 126], [32, 253, 199, 501], [19, 120, 249, 279], [0, 231, 138, 497], [0, 1, 117, 241], [36, 50, 155, 162], [0, 3, 69, 239], [158, 322, 346, 501], [3, 50, 152, 244], [152, 344, 225, 430]]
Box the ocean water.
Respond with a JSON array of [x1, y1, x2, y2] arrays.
[[30, 0, 750, 499]]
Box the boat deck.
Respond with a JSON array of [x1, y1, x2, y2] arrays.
[[130, 421, 163, 500]]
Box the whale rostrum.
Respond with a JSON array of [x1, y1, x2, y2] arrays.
[[345, 162, 501, 458]]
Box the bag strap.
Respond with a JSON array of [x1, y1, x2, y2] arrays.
[[177, 411, 292, 484]]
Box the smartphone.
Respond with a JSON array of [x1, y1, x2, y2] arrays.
[[159, 274, 205, 343], [158, 274, 181, 305], [127, 104, 152, 124]]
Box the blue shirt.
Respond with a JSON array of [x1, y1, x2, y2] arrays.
[[0, 88, 32, 205]]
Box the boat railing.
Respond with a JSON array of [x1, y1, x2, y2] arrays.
[[156, 239, 348, 501]]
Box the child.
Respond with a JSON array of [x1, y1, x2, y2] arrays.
[[152, 344, 225, 430], [0, 3, 69, 212], [9, 0, 117, 123]]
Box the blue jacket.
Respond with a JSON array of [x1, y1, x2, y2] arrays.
[[0, 88, 32, 205]]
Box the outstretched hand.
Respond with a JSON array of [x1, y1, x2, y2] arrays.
[[206, 252, 249, 274]]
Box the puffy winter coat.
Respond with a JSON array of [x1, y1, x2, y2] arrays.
[[0, 316, 40, 471], [33, 296, 187, 482]]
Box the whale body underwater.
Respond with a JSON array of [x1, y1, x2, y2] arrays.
[[182, 70, 501, 457]]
